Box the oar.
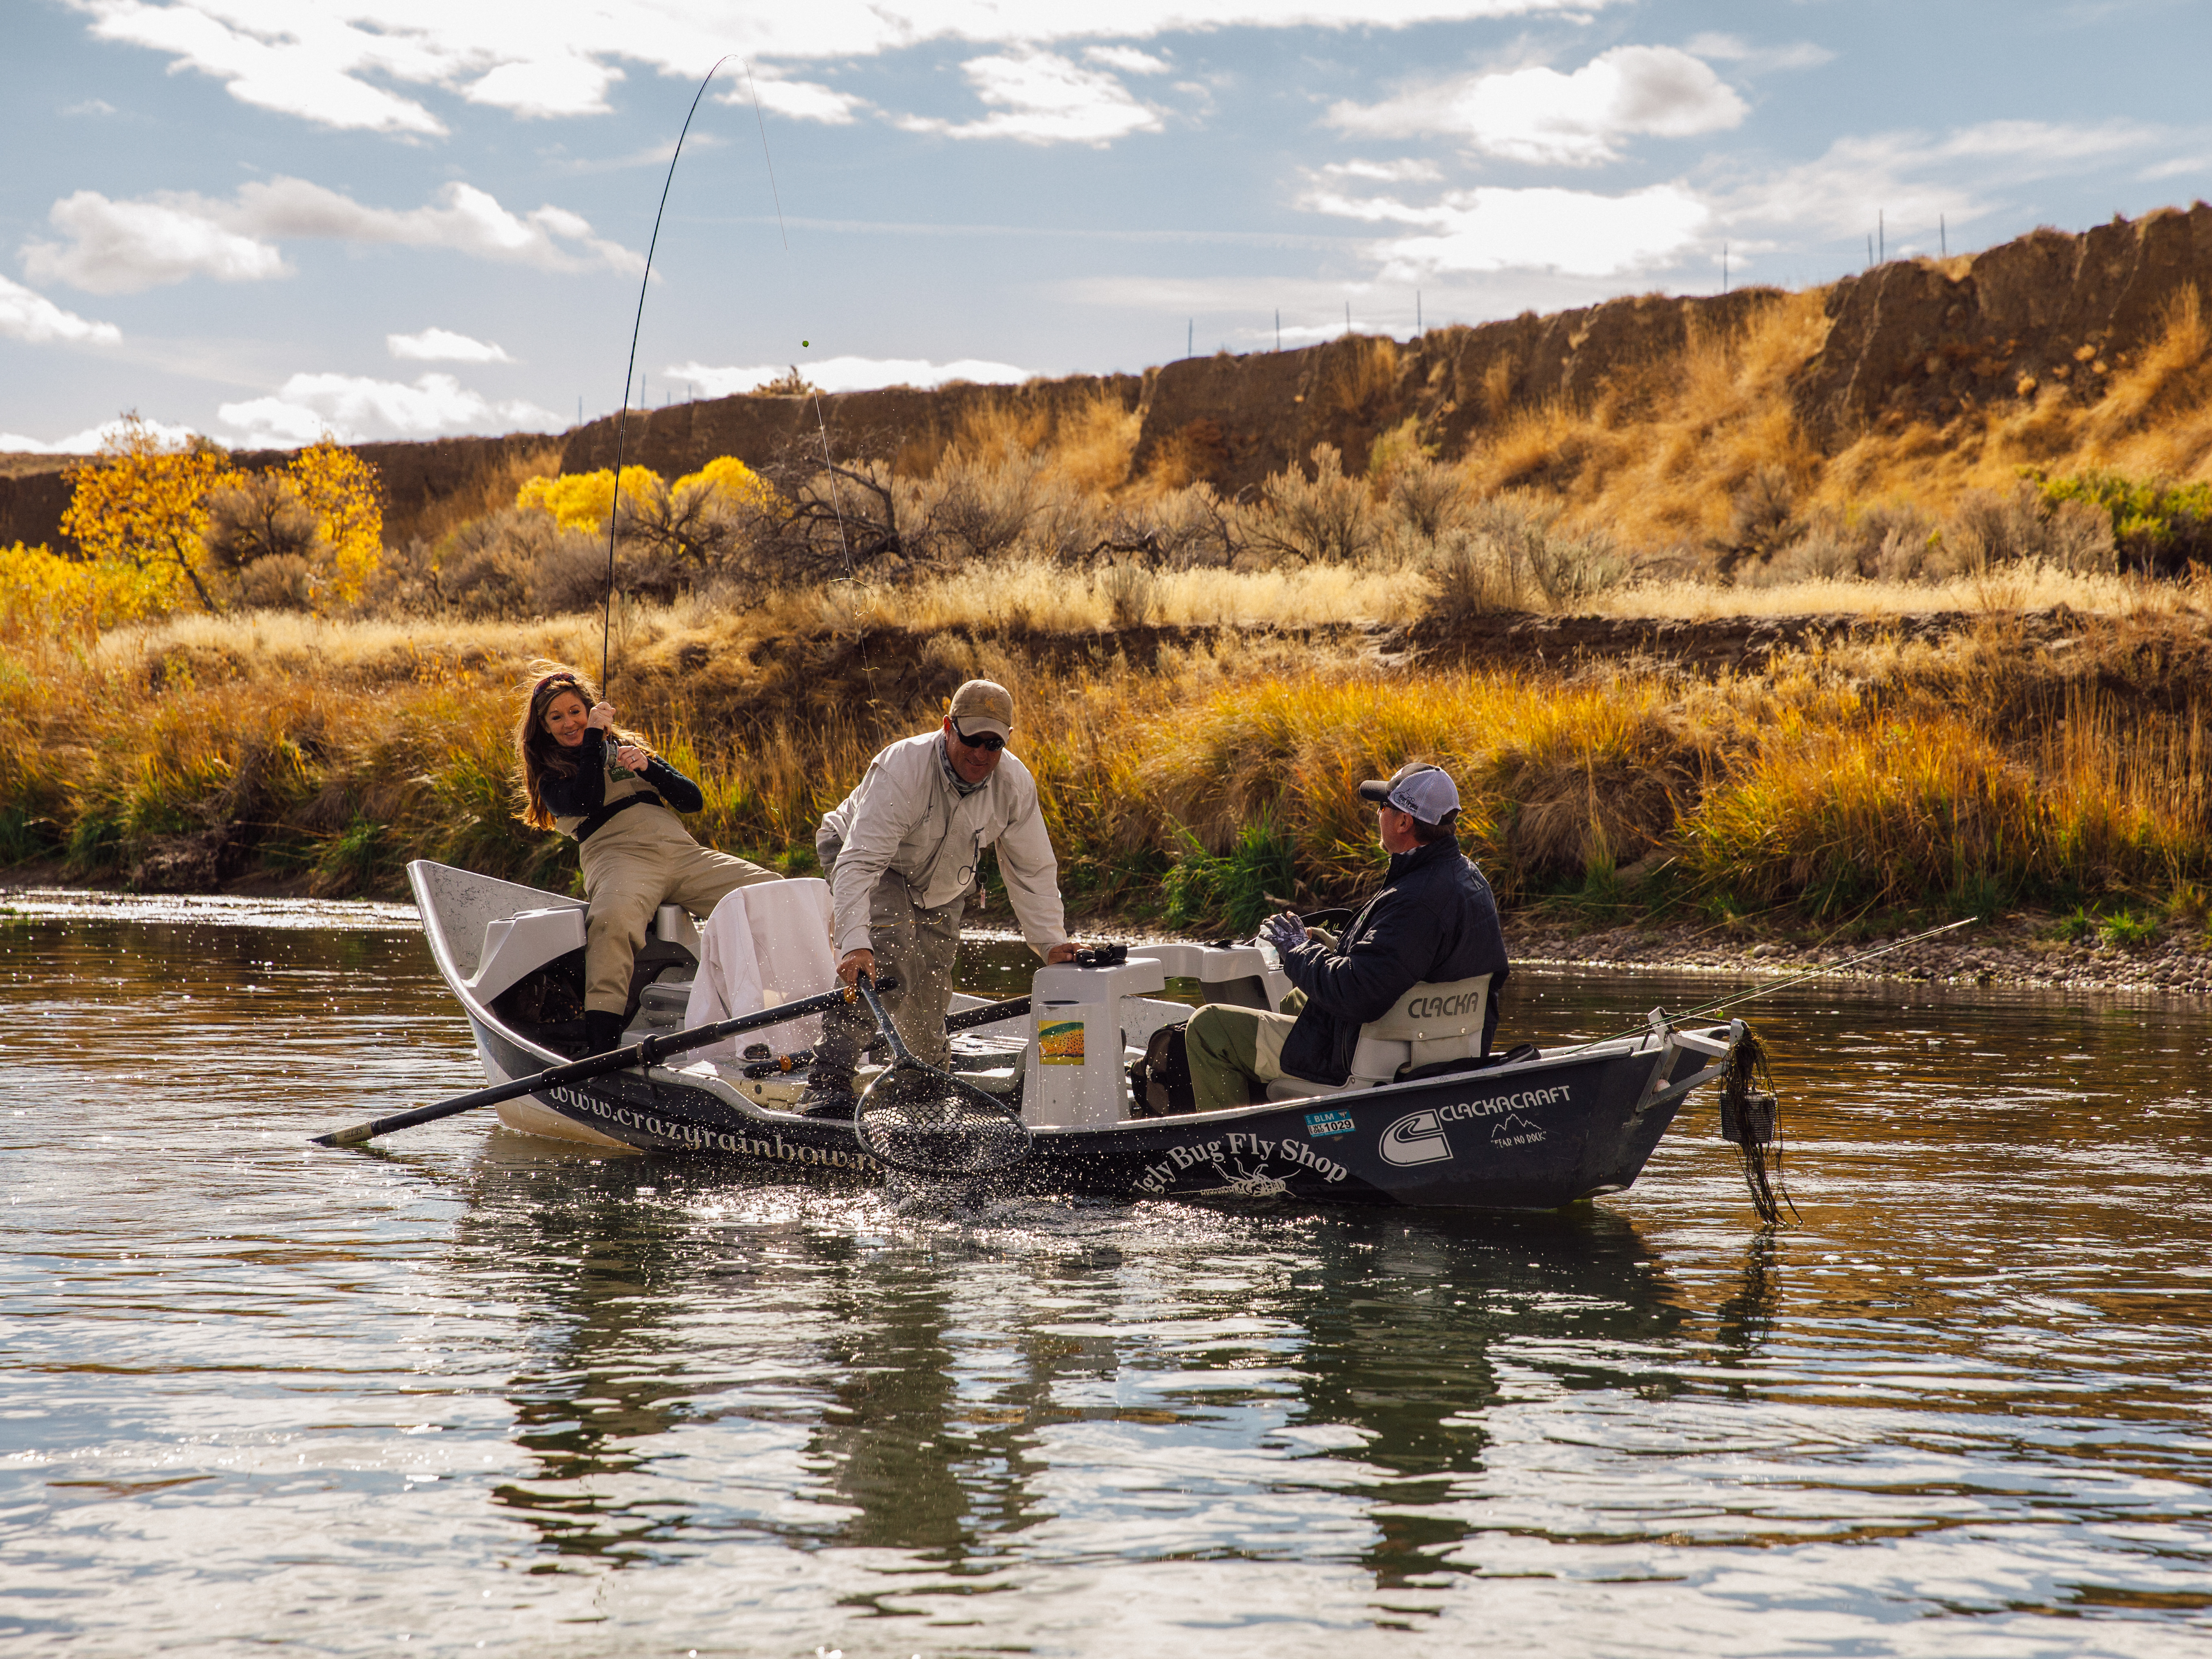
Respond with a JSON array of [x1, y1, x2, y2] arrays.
[[309, 978, 896, 1148], [740, 996, 1033, 1077], [850, 975, 1034, 1178], [946, 995, 1030, 1033]]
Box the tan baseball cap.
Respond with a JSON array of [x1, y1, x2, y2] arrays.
[[947, 678, 1014, 740]]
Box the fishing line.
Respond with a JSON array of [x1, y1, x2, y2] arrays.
[[737, 67, 855, 581], [1549, 915, 1981, 1058], [601, 54, 738, 695]]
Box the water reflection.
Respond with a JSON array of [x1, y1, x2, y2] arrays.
[[4, 904, 2211, 1654]]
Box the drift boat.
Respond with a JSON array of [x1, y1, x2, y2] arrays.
[[407, 859, 1756, 1209]]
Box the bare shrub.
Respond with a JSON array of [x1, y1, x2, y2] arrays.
[[1464, 495, 1629, 610], [743, 451, 915, 586], [204, 473, 323, 576], [1096, 560, 1159, 628], [1752, 525, 1860, 585], [1094, 483, 1241, 570], [616, 472, 744, 572], [1246, 444, 1375, 565], [1950, 482, 2116, 574], [923, 446, 1043, 560], [1423, 527, 1508, 620], [1386, 452, 1469, 540], [235, 553, 319, 611], [427, 508, 606, 618], [1707, 466, 1802, 581]]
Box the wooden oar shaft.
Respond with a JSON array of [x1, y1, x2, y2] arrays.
[[311, 977, 897, 1147]]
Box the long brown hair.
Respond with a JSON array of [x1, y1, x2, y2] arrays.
[[515, 662, 646, 831]]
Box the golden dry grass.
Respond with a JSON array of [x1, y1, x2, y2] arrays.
[[11, 591, 2209, 936], [1455, 283, 2212, 562]]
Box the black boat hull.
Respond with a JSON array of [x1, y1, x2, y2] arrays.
[[468, 1011, 1721, 1209]]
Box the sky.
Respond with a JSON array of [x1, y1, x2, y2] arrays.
[[3, 0, 2208, 453]]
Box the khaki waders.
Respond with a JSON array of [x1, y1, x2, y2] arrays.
[[576, 802, 777, 1015], [1182, 1003, 1300, 1113], [812, 827, 963, 1087]]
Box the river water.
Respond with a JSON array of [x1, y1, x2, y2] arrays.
[[4, 893, 2210, 1657]]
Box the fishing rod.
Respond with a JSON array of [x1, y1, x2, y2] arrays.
[[1555, 915, 1981, 1057], [599, 55, 738, 696], [599, 59, 853, 697]]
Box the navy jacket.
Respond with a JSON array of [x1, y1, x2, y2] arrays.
[[1276, 838, 1511, 1083]]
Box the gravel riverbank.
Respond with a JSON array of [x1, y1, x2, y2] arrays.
[[1509, 910, 2212, 998]]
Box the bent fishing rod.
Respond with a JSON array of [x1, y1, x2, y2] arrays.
[[600, 54, 736, 694], [597, 58, 852, 698]]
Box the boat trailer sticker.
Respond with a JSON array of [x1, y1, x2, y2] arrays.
[[1134, 1132, 1350, 1197], [1303, 1109, 1355, 1138], [1380, 1085, 1570, 1165], [1039, 1019, 1085, 1065]]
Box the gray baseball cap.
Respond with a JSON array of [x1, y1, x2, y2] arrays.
[[1357, 761, 1461, 825]]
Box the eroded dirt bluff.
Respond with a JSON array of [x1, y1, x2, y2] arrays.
[[5, 205, 2209, 552]]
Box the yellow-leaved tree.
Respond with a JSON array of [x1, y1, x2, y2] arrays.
[[672, 455, 774, 512], [0, 541, 178, 640], [283, 439, 384, 605], [516, 466, 663, 531], [60, 415, 239, 614]]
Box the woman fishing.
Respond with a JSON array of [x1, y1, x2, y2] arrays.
[[517, 663, 779, 1055]]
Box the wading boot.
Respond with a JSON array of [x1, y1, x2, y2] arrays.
[[796, 1079, 858, 1119], [583, 1009, 626, 1057]]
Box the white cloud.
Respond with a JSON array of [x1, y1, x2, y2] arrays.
[[64, 97, 119, 115], [1329, 45, 1747, 166], [2141, 155, 2212, 182], [666, 356, 1031, 396], [902, 51, 1160, 145], [387, 326, 512, 363], [79, 0, 452, 134], [73, 2, 1616, 136], [1681, 33, 1834, 73], [1719, 120, 2159, 241], [1087, 45, 1170, 74], [741, 73, 866, 126], [2, 414, 196, 454], [1320, 158, 1444, 183], [1308, 181, 1713, 277], [218, 371, 559, 444], [465, 52, 623, 118], [25, 191, 288, 294], [0, 274, 124, 345], [21, 176, 640, 294]]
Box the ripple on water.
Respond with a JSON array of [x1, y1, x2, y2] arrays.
[[1, 911, 2209, 1653]]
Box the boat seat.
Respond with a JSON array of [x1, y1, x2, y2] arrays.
[[1263, 973, 1492, 1101], [466, 906, 588, 1004]]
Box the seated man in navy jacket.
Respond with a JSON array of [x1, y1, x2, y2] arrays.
[[1183, 762, 1510, 1112]]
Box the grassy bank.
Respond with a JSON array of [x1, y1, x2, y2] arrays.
[[4, 584, 2208, 954]]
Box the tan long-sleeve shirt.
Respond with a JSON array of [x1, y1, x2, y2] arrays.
[[820, 732, 1068, 959]]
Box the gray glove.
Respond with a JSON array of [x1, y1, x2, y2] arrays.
[[1261, 911, 1307, 956]]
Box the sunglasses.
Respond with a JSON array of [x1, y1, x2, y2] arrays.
[[951, 718, 1005, 753]]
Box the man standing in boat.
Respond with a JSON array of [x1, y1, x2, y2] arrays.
[[1182, 762, 1511, 1112], [802, 678, 1081, 1116]]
